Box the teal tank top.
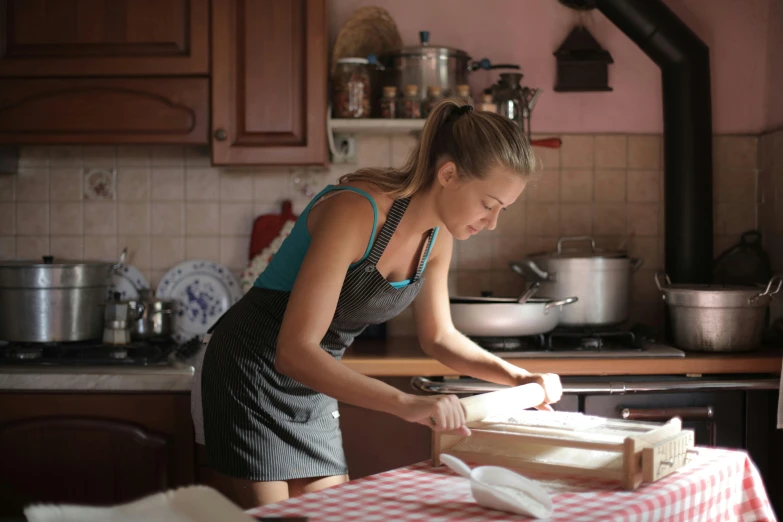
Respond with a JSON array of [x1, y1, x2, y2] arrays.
[[254, 185, 439, 292]]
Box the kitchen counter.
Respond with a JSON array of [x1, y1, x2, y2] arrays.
[[0, 360, 195, 392], [0, 337, 780, 392], [343, 337, 783, 377]]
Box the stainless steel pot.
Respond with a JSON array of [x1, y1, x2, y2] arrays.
[[378, 31, 519, 101], [512, 236, 643, 327], [0, 256, 114, 342], [125, 291, 175, 341], [449, 296, 578, 337], [655, 272, 782, 352]]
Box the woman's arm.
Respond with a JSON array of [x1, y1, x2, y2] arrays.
[[275, 193, 469, 433], [412, 232, 562, 408]]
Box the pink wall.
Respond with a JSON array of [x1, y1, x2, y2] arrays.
[[330, 0, 771, 134], [765, 0, 783, 131]]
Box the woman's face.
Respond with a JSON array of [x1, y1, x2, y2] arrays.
[[434, 162, 527, 241]]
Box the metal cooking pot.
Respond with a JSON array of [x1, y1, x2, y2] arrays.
[[378, 30, 519, 101], [0, 255, 114, 342], [655, 272, 782, 352], [450, 296, 578, 337], [125, 290, 175, 341], [512, 236, 643, 327]]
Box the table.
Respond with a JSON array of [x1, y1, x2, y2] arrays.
[[247, 447, 776, 521]]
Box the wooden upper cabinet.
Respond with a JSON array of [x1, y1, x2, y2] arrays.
[[211, 0, 328, 165], [0, 78, 209, 144], [0, 0, 209, 76]]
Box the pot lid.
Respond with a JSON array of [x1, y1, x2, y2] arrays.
[[0, 256, 113, 268], [527, 236, 628, 259], [383, 30, 469, 59]]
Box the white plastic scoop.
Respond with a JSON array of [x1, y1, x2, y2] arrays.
[[440, 453, 554, 519]]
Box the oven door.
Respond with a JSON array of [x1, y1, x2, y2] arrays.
[[411, 375, 780, 448]]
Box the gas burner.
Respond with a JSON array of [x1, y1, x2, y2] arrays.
[[106, 346, 128, 359], [470, 335, 545, 351], [6, 345, 44, 360], [546, 327, 638, 351], [0, 339, 176, 366]]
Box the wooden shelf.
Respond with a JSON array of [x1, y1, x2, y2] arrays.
[[329, 118, 425, 135]]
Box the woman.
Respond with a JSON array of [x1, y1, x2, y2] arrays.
[[191, 99, 563, 508]]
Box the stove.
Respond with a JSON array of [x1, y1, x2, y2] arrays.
[[0, 339, 183, 367], [471, 324, 686, 358]]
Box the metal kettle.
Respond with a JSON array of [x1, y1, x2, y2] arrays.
[[491, 72, 542, 137]]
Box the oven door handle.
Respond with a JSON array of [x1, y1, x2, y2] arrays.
[[410, 376, 780, 395]]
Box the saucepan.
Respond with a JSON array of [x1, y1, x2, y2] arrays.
[[449, 284, 578, 337]]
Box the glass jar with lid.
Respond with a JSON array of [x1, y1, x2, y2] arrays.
[[400, 84, 422, 119], [478, 92, 497, 113], [423, 86, 443, 118], [332, 57, 372, 118], [379, 86, 398, 119], [456, 84, 473, 107]]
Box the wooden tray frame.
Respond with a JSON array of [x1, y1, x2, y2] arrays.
[[432, 415, 696, 490]]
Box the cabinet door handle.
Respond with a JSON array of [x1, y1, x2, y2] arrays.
[[214, 128, 227, 141], [621, 406, 714, 421]]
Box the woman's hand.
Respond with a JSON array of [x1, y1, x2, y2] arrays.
[[396, 394, 471, 436], [517, 373, 563, 411]]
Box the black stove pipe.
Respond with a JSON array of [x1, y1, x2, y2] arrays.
[[594, 0, 714, 284]]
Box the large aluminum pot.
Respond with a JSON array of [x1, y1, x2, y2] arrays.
[[512, 236, 643, 327], [450, 296, 578, 337], [655, 272, 782, 352], [0, 256, 114, 342], [378, 31, 519, 101]]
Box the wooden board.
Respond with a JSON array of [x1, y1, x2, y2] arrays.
[[433, 406, 696, 490]]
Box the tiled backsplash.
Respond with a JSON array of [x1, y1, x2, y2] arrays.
[[0, 134, 760, 335]]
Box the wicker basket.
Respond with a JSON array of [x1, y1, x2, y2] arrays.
[[331, 6, 402, 77]]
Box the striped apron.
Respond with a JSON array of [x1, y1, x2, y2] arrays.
[[197, 193, 436, 481]]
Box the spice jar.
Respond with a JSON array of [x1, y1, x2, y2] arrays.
[[401, 84, 422, 119], [379, 86, 398, 119], [456, 84, 473, 106], [332, 58, 372, 118], [423, 86, 443, 117], [478, 93, 497, 113]]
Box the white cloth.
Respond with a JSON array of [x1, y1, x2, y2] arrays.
[[190, 333, 212, 445], [24, 485, 255, 522]]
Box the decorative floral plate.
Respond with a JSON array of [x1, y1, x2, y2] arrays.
[[155, 260, 242, 344], [108, 264, 150, 300]]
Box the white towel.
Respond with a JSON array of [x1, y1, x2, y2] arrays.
[[24, 485, 256, 522]]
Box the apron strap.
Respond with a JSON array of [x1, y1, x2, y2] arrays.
[[413, 227, 439, 281], [366, 197, 410, 266]]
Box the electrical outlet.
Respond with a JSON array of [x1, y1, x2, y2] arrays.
[[331, 134, 357, 164]]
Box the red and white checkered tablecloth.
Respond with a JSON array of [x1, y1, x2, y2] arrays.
[[247, 447, 776, 522]]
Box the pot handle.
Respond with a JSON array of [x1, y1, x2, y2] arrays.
[[631, 258, 644, 272], [512, 260, 550, 281], [654, 271, 672, 291], [112, 248, 128, 271], [544, 296, 578, 312], [750, 274, 783, 303], [557, 236, 595, 254]]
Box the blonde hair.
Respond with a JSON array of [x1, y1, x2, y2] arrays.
[[340, 98, 537, 198]]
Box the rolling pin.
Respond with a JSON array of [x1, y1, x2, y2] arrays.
[[460, 383, 546, 423]]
